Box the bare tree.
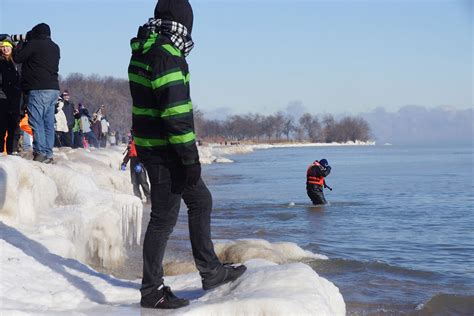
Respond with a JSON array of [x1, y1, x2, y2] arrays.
[[273, 112, 286, 140], [321, 114, 337, 143], [59, 73, 372, 143], [336, 116, 371, 142], [299, 113, 322, 142], [282, 117, 295, 140]]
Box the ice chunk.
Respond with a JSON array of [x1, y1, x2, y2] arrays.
[[0, 148, 142, 269]]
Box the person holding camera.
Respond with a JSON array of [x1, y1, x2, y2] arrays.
[[306, 158, 332, 205], [0, 36, 21, 155], [128, 0, 246, 309], [13, 23, 60, 163]]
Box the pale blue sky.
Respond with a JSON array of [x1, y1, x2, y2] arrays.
[[1, 0, 472, 115]]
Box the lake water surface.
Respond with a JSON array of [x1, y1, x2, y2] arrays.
[[118, 145, 474, 315]]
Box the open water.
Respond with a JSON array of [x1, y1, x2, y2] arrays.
[[117, 145, 474, 315]]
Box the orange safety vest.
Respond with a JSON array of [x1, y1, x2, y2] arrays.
[[19, 115, 33, 136], [306, 161, 324, 186]]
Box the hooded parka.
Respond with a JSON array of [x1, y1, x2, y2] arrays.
[[13, 23, 60, 92], [128, 0, 198, 165]]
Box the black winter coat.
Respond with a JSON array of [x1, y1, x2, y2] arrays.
[[0, 56, 21, 114], [13, 24, 60, 91], [62, 99, 75, 129]]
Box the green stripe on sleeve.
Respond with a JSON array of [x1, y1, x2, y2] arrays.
[[132, 106, 160, 117], [161, 101, 193, 117], [128, 73, 152, 88], [134, 136, 168, 147], [160, 44, 182, 57], [131, 42, 141, 51], [130, 60, 152, 72], [169, 132, 195, 145], [151, 70, 185, 90], [142, 33, 158, 54], [131, 33, 158, 54], [185, 73, 190, 84]]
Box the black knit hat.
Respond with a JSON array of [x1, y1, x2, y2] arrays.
[[27, 23, 51, 40], [154, 0, 194, 34], [319, 159, 329, 168], [32, 23, 51, 36]]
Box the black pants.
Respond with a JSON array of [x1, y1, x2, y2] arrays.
[[59, 129, 73, 147], [307, 184, 327, 205], [141, 162, 221, 296], [0, 109, 20, 154], [100, 133, 107, 148], [72, 131, 83, 148], [130, 157, 150, 199], [64, 129, 73, 147]]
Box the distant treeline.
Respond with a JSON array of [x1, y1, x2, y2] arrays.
[[60, 73, 371, 143], [195, 111, 371, 143]]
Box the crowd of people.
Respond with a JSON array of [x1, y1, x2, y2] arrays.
[[0, 28, 120, 160], [54, 93, 120, 150]]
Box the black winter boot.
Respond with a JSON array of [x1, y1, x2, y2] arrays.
[[140, 284, 189, 309], [33, 152, 47, 162], [202, 264, 247, 290]]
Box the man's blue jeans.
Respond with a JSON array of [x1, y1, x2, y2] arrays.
[[22, 131, 32, 151], [27, 90, 59, 158]]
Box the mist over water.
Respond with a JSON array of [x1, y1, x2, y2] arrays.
[[116, 145, 473, 315], [361, 105, 473, 146]]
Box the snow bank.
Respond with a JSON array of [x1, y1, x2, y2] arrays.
[[198, 140, 375, 164], [0, 148, 142, 268], [253, 140, 376, 148], [0, 147, 346, 315], [214, 239, 328, 263], [0, 229, 345, 315], [163, 238, 328, 276], [176, 259, 345, 316]]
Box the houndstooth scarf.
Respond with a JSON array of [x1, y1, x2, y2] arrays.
[[145, 18, 194, 57]]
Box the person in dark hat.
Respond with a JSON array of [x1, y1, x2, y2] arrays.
[[306, 158, 332, 205], [13, 23, 60, 163], [128, 0, 246, 309]]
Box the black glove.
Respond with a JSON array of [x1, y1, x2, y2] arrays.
[[322, 165, 331, 177], [184, 163, 201, 185]]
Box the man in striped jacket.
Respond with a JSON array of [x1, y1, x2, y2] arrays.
[[128, 0, 246, 309]]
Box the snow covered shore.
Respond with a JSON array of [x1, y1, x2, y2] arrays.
[[0, 146, 345, 315], [199, 140, 375, 164]]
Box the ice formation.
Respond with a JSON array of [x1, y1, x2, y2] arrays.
[[0, 148, 142, 268]]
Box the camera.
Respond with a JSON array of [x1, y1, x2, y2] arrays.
[[11, 34, 26, 42]]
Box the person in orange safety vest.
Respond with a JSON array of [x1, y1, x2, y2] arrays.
[[306, 158, 332, 205]]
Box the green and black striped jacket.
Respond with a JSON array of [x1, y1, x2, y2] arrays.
[[128, 32, 199, 165]]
